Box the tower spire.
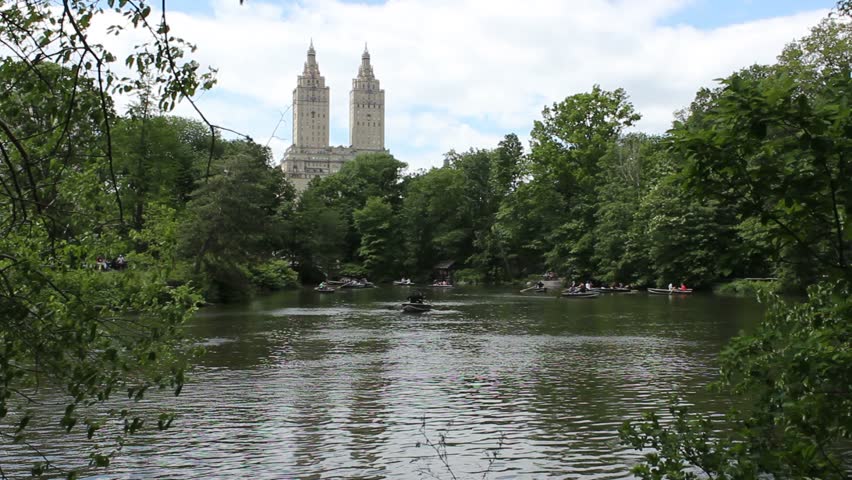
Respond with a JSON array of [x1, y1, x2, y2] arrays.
[[358, 43, 373, 79], [304, 39, 319, 76]]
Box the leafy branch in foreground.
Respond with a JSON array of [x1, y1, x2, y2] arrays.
[[0, 0, 232, 476], [620, 281, 851, 479]]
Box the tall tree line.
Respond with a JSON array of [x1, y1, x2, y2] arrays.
[[296, 12, 848, 290]]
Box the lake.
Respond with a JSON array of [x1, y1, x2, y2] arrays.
[[13, 286, 766, 479]]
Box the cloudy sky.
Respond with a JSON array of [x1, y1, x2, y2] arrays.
[[98, 0, 836, 170]]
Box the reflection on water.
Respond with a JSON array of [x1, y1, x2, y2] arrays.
[[9, 287, 766, 479]]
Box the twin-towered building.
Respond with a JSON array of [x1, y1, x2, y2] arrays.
[[280, 41, 387, 191]]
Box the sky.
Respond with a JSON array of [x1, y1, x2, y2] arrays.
[[92, 0, 837, 171]]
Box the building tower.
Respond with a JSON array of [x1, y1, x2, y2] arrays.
[[349, 44, 384, 150], [293, 40, 330, 148]]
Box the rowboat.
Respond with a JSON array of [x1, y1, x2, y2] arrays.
[[520, 286, 548, 293], [428, 284, 454, 288], [402, 302, 432, 313], [592, 287, 633, 293], [393, 281, 416, 286], [340, 281, 377, 289], [561, 291, 599, 298], [647, 288, 693, 295], [314, 286, 336, 293]]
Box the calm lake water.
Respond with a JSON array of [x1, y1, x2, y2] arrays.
[[13, 286, 767, 479]]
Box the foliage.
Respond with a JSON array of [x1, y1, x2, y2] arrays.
[[714, 279, 780, 297], [621, 280, 852, 479], [178, 148, 291, 302], [248, 258, 300, 292], [529, 85, 642, 277], [673, 17, 851, 284], [621, 14, 852, 479], [453, 268, 484, 285], [300, 152, 406, 277], [289, 188, 348, 281], [353, 196, 400, 281], [338, 262, 368, 279]]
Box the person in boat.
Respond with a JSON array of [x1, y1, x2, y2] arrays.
[[536, 281, 544, 289], [668, 282, 674, 292], [680, 282, 688, 291], [408, 290, 425, 304], [578, 283, 587, 293]]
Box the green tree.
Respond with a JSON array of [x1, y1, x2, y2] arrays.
[[672, 17, 851, 286], [529, 85, 641, 277], [288, 188, 348, 282], [399, 167, 471, 275], [179, 146, 291, 302], [113, 115, 210, 229], [305, 152, 407, 270], [621, 11, 852, 479], [0, 0, 218, 473], [621, 282, 851, 479], [354, 196, 400, 280]]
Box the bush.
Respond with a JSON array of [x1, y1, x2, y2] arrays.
[[339, 262, 368, 278], [454, 268, 483, 285], [621, 280, 852, 479], [714, 278, 780, 296], [249, 259, 300, 292]]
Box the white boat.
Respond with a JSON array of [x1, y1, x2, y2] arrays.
[[647, 288, 693, 295]]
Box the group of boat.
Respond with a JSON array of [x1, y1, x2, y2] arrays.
[[313, 278, 378, 292], [516, 282, 693, 298], [317, 277, 693, 309]]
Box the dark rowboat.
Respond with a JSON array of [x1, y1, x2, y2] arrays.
[[561, 291, 599, 298], [393, 281, 416, 286], [428, 284, 454, 288], [647, 288, 693, 295], [402, 302, 432, 313], [314, 286, 336, 293]]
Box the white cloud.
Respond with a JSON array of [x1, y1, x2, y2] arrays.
[[89, 0, 829, 170]]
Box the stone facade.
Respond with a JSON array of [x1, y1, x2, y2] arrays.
[[349, 47, 385, 150], [281, 42, 387, 192], [292, 41, 329, 148]]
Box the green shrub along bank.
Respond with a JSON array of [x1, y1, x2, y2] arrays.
[[714, 279, 781, 297]]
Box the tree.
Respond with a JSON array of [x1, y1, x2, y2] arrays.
[[179, 145, 291, 302], [529, 85, 641, 277], [399, 167, 471, 275], [354, 196, 400, 280], [672, 17, 851, 286], [621, 11, 852, 478], [305, 152, 407, 270], [0, 1, 222, 474]]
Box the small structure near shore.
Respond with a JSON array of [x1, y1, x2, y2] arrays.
[[432, 260, 456, 285]]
